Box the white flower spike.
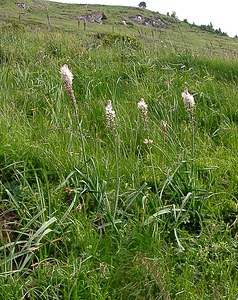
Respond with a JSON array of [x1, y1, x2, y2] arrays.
[[182, 88, 195, 116], [137, 98, 148, 128], [60, 64, 73, 87], [106, 100, 116, 131]]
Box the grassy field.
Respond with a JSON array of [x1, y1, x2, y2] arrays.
[[0, 1, 238, 299]]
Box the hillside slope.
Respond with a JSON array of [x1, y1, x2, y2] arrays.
[[0, 1, 238, 299], [1, 0, 238, 57]]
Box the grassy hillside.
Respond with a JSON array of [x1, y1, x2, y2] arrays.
[[0, 1, 238, 299], [1, 0, 238, 55]]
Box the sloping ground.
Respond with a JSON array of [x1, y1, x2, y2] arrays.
[[0, 0, 174, 29], [0, 0, 238, 56], [0, 27, 238, 297], [0, 1, 238, 299]]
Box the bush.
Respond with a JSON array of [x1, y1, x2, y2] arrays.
[[95, 33, 142, 49]]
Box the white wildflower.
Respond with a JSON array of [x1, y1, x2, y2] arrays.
[[60, 64, 73, 87], [182, 88, 195, 116], [144, 138, 153, 145], [137, 98, 148, 127], [106, 100, 116, 131], [60, 64, 78, 118], [161, 120, 167, 133], [137, 97, 148, 112]]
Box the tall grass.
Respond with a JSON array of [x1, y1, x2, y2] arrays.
[[0, 26, 238, 299]]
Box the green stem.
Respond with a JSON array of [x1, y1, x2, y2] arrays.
[[113, 132, 120, 222], [77, 119, 89, 179], [191, 116, 195, 211]]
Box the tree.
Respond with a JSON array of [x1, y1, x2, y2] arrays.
[[171, 11, 177, 18], [138, 2, 146, 8]]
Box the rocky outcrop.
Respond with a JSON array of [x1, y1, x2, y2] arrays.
[[77, 12, 106, 24], [15, 2, 27, 9], [129, 15, 172, 29]]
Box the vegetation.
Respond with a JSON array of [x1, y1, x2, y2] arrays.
[[0, 1, 238, 299], [198, 22, 228, 37], [138, 2, 147, 9]]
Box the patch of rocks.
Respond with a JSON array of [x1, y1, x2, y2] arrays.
[[129, 15, 173, 29], [77, 12, 106, 24]]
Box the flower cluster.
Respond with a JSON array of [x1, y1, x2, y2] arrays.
[[144, 138, 153, 145], [181, 88, 195, 117], [60, 64, 73, 87], [161, 120, 167, 134], [137, 98, 148, 128], [60, 64, 78, 117], [105, 100, 116, 131]]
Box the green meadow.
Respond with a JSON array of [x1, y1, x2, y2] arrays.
[[0, 1, 238, 299]]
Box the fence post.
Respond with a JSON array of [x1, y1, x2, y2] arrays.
[[46, 9, 52, 30]]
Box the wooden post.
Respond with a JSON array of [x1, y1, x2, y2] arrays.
[[46, 9, 51, 30]]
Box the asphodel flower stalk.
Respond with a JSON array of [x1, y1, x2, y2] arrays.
[[181, 87, 195, 117], [161, 120, 167, 135], [60, 64, 89, 177], [105, 100, 116, 131], [60, 64, 79, 119], [137, 98, 148, 129], [182, 87, 196, 213]]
